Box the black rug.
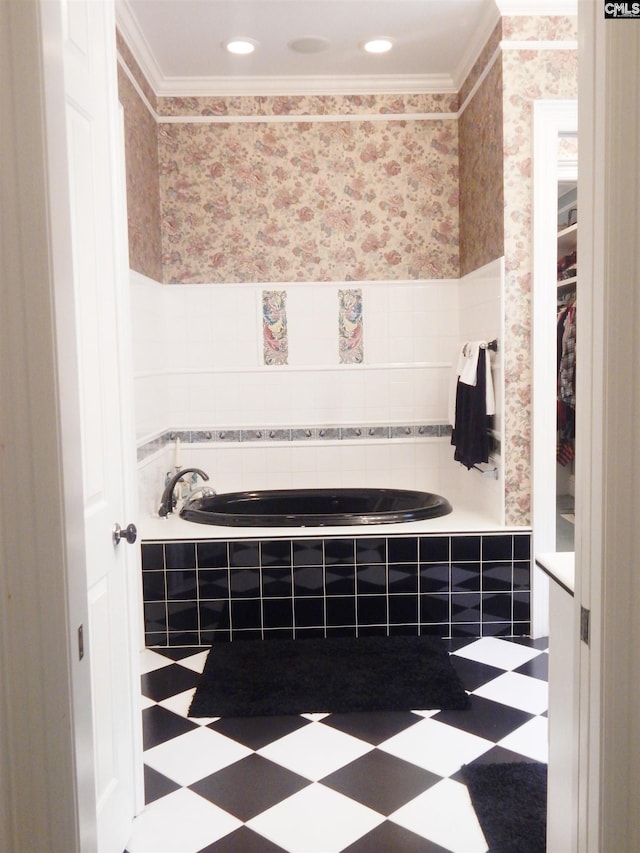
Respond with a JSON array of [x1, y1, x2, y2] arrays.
[[188, 635, 470, 718], [463, 762, 547, 853]]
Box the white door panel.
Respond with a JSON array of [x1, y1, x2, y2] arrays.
[[60, 0, 137, 848]]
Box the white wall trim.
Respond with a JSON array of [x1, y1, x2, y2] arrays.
[[117, 52, 156, 115], [130, 269, 460, 289], [155, 110, 458, 124], [501, 39, 578, 50], [458, 47, 501, 117], [496, 0, 577, 14]]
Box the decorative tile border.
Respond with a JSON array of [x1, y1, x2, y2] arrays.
[[137, 423, 458, 462], [262, 290, 288, 365]]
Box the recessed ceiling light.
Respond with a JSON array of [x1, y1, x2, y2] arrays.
[[363, 38, 394, 54], [225, 38, 257, 55], [288, 36, 331, 54]]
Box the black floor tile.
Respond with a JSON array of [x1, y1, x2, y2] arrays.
[[154, 646, 209, 661], [142, 704, 200, 750], [321, 749, 440, 816], [341, 820, 452, 853], [443, 637, 478, 652], [141, 663, 201, 702], [506, 635, 549, 651], [449, 654, 504, 691], [450, 744, 542, 783], [190, 754, 310, 821], [197, 826, 287, 852], [433, 694, 533, 741], [515, 651, 549, 681], [143, 763, 181, 805], [207, 714, 311, 750], [321, 710, 422, 745]]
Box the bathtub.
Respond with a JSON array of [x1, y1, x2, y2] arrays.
[[179, 487, 453, 527]]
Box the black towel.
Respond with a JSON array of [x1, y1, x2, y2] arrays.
[[451, 346, 492, 469]]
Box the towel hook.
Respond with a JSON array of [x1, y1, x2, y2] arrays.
[[481, 339, 498, 352]]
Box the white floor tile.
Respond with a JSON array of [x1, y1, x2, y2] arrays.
[[139, 649, 174, 675], [140, 694, 156, 711], [472, 671, 548, 715], [257, 721, 374, 782], [158, 688, 218, 724], [379, 717, 493, 778], [498, 716, 549, 763], [247, 782, 384, 853], [177, 650, 209, 673], [126, 787, 241, 853], [452, 637, 541, 671], [390, 778, 489, 853], [144, 726, 252, 787]]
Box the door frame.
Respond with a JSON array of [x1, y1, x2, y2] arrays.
[[0, 0, 90, 847], [576, 3, 640, 848], [531, 98, 578, 638]]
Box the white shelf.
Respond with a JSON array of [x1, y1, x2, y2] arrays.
[[557, 222, 578, 254], [558, 221, 577, 289], [557, 275, 577, 289]]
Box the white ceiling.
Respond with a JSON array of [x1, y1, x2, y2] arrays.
[[115, 0, 577, 96]]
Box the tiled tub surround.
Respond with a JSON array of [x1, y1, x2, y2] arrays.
[[141, 532, 531, 647], [132, 261, 504, 521], [131, 275, 469, 440]]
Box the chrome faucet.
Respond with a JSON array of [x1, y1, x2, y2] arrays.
[[158, 467, 210, 517]]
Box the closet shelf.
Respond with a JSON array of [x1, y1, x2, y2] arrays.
[[557, 223, 578, 254], [557, 276, 577, 289]]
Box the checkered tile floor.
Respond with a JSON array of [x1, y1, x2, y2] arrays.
[[126, 636, 549, 853]]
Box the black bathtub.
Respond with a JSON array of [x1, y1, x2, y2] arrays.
[[180, 487, 452, 527]]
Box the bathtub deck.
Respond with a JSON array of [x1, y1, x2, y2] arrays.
[[140, 506, 522, 541]]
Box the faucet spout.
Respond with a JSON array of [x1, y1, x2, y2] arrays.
[[158, 467, 210, 517]]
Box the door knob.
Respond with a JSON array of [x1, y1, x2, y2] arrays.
[[112, 522, 137, 546]]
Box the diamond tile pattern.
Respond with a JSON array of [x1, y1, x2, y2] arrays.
[[127, 638, 549, 853]]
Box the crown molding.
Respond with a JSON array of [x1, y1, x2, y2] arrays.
[[116, 0, 576, 99], [150, 73, 457, 98], [115, 0, 164, 93], [495, 0, 577, 14], [452, 1, 501, 91]]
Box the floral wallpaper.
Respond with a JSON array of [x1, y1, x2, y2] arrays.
[[117, 63, 163, 282], [500, 18, 578, 526], [459, 58, 504, 277], [502, 15, 577, 41], [157, 118, 459, 283], [156, 93, 459, 118]]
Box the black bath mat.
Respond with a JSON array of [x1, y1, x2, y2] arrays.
[[188, 635, 470, 718], [462, 762, 547, 853]]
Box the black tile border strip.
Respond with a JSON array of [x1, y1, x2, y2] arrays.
[[137, 423, 472, 462]]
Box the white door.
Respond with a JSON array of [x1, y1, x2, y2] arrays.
[[58, 0, 138, 848]]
